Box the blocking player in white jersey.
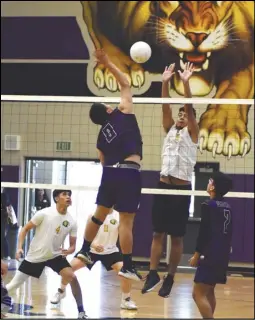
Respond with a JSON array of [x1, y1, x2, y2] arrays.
[[51, 209, 137, 311], [5, 190, 87, 319], [142, 62, 199, 298]]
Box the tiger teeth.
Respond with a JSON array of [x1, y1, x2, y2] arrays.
[[202, 59, 209, 70], [207, 52, 211, 57], [179, 52, 184, 58], [180, 59, 186, 70], [180, 56, 210, 72]]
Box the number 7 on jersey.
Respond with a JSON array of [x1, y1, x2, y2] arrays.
[[224, 209, 231, 234]]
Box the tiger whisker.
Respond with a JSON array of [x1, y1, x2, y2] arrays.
[[156, 38, 169, 45]]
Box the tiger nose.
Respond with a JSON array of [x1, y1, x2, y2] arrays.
[[186, 32, 208, 47]]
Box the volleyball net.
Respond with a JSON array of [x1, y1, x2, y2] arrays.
[[1, 94, 254, 226]]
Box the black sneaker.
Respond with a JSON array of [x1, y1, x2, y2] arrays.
[[141, 271, 161, 294], [158, 274, 174, 298], [76, 250, 93, 264], [118, 266, 142, 281]]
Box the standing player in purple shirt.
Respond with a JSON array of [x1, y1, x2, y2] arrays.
[[190, 172, 233, 319], [76, 49, 142, 281]]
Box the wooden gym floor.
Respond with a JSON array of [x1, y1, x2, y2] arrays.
[[3, 262, 254, 319]]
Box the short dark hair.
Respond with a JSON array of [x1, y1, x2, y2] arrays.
[[89, 103, 108, 125], [179, 106, 196, 118], [211, 172, 233, 197], [53, 189, 72, 203]]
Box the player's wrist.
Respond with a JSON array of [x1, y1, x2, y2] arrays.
[[103, 60, 111, 68], [194, 252, 200, 258], [182, 79, 190, 85]]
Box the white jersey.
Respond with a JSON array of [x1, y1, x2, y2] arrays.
[[160, 125, 197, 182], [26, 207, 77, 263], [90, 210, 119, 255]]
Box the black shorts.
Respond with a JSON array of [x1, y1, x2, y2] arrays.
[[75, 251, 122, 271], [194, 265, 227, 285], [96, 163, 142, 213], [19, 256, 71, 278], [152, 181, 191, 237]]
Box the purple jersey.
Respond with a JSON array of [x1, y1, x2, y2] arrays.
[[196, 198, 233, 269], [97, 108, 143, 165]]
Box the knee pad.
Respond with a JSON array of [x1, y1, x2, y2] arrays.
[[91, 215, 103, 226]]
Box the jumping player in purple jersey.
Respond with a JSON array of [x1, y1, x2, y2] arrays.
[[190, 171, 233, 319], [76, 49, 142, 281]]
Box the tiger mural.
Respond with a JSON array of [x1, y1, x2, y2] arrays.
[[80, 1, 254, 158]]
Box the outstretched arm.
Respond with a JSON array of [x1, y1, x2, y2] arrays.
[[93, 49, 132, 113], [16, 210, 45, 260], [161, 64, 175, 133], [178, 62, 199, 143], [189, 203, 210, 267], [16, 221, 36, 260]]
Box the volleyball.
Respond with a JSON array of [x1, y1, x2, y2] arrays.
[[130, 41, 152, 64]]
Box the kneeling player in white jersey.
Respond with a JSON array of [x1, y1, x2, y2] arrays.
[[5, 190, 87, 319], [51, 209, 137, 311], [142, 62, 199, 298]]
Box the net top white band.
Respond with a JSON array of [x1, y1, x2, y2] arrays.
[[1, 182, 254, 199], [1, 95, 254, 105]]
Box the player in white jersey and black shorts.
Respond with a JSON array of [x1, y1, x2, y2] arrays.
[[142, 62, 199, 298], [51, 209, 137, 311], [5, 190, 87, 318]]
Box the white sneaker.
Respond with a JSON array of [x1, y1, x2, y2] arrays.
[[50, 290, 66, 304], [121, 298, 138, 310], [3, 257, 11, 261], [118, 267, 142, 282], [78, 311, 88, 319]]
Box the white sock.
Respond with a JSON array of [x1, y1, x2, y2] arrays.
[[60, 283, 67, 292], [122, 293, 131, 301], [6, 271, 30, 292]]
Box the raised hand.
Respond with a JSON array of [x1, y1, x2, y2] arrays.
[[178, 62, 195, 82], [162, 63, 175, 83]]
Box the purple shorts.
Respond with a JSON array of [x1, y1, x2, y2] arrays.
[[96, 164, 142, 213], [194, 265, 227, 285]]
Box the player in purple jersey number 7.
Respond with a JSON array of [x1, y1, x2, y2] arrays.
[[190, 172, 233, 319]]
